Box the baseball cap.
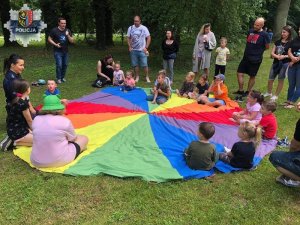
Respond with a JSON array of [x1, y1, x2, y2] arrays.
[[215, 74, 225, 81], [42, 95, 65, 111]]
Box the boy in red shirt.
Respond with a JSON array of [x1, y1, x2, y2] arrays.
[[259, 101, 278, 139]]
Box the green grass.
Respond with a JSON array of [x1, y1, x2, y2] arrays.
[[0, 38, 300, 225]]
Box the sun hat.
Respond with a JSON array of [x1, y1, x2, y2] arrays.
[[215, 74, 225, 81], [42, 95, 65, 111]]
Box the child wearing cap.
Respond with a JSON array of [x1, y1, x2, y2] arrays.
[[30, 95, 89, 168], [198, 74, 230, 107]]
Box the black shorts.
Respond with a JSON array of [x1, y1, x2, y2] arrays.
[[69, 141, 81, 159], [237, 58, 261, 77]]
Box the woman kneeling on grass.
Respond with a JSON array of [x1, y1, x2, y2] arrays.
[[30, 95, 88, 168]]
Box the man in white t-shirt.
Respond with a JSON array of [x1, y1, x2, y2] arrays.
[[127, 15, 151, 82]]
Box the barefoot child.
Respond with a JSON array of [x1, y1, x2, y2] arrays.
[[113, 63, 125, 86], [231, 90, 264, 124], [147, 71, 171, 104]]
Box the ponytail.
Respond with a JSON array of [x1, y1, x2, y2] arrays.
[[3, 54, 23, 74], [254, 126, 262, 149]]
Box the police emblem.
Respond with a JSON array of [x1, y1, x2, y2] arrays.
[[4, 4, 47, 47], [18, 10, 33, 27]]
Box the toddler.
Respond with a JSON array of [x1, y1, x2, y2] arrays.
[[44, 80, 60, 96], [215, 37, 230, 77], [231, 90, 264, 124], [259, 101, 278, 140], [184, 122, 218, 170], [120, 71, 135, 92], [219, 121, 262, 169], [113, 63, 125, 86], [176, 71, 195, 97], [147, 71, 171, 104]]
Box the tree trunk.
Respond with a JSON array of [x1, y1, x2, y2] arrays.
[[0, 0, 19, 46], [93, 0, 106, 50], [39, 0, 58, 49], [273, 0, 291, 41], [105, 2, 114, 46]]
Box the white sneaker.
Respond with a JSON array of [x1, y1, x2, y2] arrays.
[[57, 79, 62, 84], [263, 92, 272, 97], [270, 95, 278, 101], [276, 175, 300, 187]]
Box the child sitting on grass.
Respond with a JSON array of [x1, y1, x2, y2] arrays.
[[176, 71, 195, 98], [120, 70, 136, 92], [1, 79, 33, 151], [231, 90, 264, 124], [184, 122, 218, 170], [147, 71, 171, 104], [259, 101, 278, 140], [219, 121, 262, 169], [113, 63, 125, 86], [188, 74, 209, 100]]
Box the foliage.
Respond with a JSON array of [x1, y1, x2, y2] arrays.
[[0, 37, 300, 224]]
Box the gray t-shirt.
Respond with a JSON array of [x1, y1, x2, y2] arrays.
[[127, 24, 150, 51]]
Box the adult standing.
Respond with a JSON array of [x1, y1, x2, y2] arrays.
[[127, 15, 151, 83], [192, 23, 216, 77], [264, 25, 292, 102], [93, 55, 114, 88], [161, 30, 179, 83], [269, 103, 300, 187], [234, 18, 270, 98], [284, 26, 300, 109], [48, 17, 74, 84]]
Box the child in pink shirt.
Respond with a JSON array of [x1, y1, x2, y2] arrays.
[[30, 95, 88, 168], [231, 90, 264, 124], [120, 70, 136, 92]]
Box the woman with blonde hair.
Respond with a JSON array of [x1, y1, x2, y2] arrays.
[[192, 23, 216, 77]]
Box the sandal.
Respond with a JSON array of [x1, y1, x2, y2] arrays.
[[284, 104, 295, 109]]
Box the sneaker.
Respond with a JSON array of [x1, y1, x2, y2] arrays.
[[270, 95, 278, 101], [276, 175, 300, 187], [233, 90, 245, 95], [263, 92, 272, 97], [235, 95, 243, 102], [0, 135, 13, 152], [284, 104, 295, 109], [57, 79, 62, 84], [146, 76, 151, 83], [62, 78, 66, 82], [242, 91, 249, 97]]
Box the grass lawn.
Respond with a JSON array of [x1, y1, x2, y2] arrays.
[[0, 37, 299, 225]]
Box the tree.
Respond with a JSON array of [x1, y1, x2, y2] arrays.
[[273, 0, 291, 40], [0, 0, 19, 46]]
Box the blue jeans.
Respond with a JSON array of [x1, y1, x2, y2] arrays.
[[163, 59, 174, 82], [54, 51, 69, 80], [269, 151, 300, 176], [120, 85, 135, 91], [287, 63, 300, 102], [146, 94, 168, 104]]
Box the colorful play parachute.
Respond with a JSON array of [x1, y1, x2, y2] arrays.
[[14, 87, 277, 182]]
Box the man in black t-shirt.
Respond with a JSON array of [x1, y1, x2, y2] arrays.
[[234, 18, 270, 97], [48, 17, 74, 84]]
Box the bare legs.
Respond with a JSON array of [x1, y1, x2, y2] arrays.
[[237, 72, 256, 92], [134, 66, 150, 82]]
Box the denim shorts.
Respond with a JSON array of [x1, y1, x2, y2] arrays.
[[268, 63, 288, 80], [269, 151, 300, 176], [130, 50, 148, 67], [208, 98, 225, 105]]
